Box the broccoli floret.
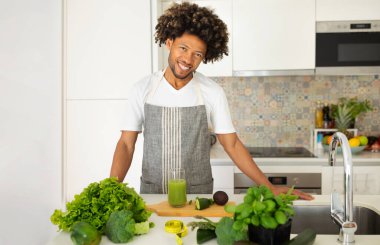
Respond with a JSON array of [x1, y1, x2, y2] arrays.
[[134, 221, 150, 235], [105, 210, 154, 243], [105, 210, 136, 243]]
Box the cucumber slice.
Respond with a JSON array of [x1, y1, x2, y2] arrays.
[[195, 198, 213, 210]]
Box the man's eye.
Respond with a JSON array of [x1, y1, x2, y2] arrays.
[[179, 47, 186, 51], [194, 53, 204, 60]]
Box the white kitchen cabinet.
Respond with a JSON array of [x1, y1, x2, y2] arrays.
[[66, 100, 143, 200], [232, 0, 315, 73], [158, 0, 233, 76], [212, 165, 234, 195], [316, 0, 380, 21], [65, 0, 152, 201], [66, 0, 152, 99], [322, 166, 380, 195]]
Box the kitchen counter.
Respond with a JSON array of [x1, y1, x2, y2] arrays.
[[210, 144, 380, 195], [210, 144, 380, 166], [48, 194, 380, 245]]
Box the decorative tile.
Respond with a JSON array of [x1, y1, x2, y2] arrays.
[[213, 75, 380, 150]]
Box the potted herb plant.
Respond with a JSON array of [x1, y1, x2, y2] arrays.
[[224, 185, 297, 245]]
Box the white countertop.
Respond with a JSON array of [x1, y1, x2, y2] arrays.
[[48, 194, 380, 245], [210, 144, 380, 166]]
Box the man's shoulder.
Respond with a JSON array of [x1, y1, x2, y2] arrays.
[[131, 72, 160, 92], [195, 71, 225, 96]]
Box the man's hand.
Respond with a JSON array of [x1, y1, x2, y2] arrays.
[[271, 186, 314, 200]]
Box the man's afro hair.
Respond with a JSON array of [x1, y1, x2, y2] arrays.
[[155, 2, 229, 64]]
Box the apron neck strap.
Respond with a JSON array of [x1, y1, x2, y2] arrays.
[[145, 70, 165, 104], [193, 73, 204, 105]]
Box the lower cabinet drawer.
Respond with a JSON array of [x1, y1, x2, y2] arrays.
[[212, 165, 234, 189]]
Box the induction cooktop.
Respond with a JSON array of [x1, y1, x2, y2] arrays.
[[246, 147, 316, 158]]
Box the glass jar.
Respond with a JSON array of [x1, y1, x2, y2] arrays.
[[168, 168, 187, 207], [315, 101, 323, 128], [322, 103, 331, 129]]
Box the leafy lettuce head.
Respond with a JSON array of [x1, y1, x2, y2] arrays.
[[50, 177, 151, 233]]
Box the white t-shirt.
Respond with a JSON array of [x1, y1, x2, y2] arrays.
[[122, 71, 235, 134]]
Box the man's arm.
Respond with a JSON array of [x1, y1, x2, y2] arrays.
[[217, 132, 313, 200], [110, 131, 139, 182]]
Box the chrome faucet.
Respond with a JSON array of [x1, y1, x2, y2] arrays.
[[329, 132, 357, 244]]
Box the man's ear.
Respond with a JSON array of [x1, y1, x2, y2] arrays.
[[165, 38, 173, 50]]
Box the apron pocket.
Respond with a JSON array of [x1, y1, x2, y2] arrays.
[[140, 177, 161, 194], [188, 178, 214, 194]]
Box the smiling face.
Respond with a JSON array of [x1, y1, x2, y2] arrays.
[[165, 32, 207, 85]]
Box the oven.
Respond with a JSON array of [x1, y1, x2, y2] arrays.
[[234, 172, 321, 195], [234, 147, 321, 194], [316, 20, 380, 75]]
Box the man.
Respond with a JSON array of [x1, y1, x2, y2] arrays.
[[110, 2, 313, 200]]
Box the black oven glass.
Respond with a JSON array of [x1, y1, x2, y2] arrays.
[[316, 32, 380, 66], [338, 43, 380, 62]]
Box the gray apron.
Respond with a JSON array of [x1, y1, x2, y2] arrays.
[[140, 70, 213, 194]]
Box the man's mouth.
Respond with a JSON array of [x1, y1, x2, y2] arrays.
[[178, 63, 190, 71]]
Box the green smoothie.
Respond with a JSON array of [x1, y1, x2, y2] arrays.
[[168, 179, 187, 207]]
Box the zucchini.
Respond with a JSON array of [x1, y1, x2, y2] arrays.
[[195, 198, 213, 210], [196, 229, 217, 244], [71, 221, 101, 245], [283, 228, 316, 245]]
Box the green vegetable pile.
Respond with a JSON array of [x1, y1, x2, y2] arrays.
[[226, 185, 298, 230], [187, 185, 298, 244], [51, 177, 152, 234]]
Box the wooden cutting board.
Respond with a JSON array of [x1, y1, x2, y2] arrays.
[[147, 201, 235, 217]]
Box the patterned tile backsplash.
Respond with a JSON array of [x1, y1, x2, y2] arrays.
[[213, 75, 380, 149]]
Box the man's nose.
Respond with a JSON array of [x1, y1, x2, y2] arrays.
[[182, 51, 194, 64]]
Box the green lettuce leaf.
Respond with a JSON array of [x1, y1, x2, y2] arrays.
[[215, 217, 248, 245], [50, 177, 151, 234]]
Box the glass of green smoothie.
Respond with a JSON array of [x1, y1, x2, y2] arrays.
[[168, 168, 187, 207]]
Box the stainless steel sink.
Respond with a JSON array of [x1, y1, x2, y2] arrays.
[[291, 205, 380, 235]]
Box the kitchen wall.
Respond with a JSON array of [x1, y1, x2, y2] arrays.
[[214, 75, 380, 149], [0, 0, 62, 244]]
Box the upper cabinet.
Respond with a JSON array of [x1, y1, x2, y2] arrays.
[[155, 0, 380, 77], [157, 0, 233, 77], [232, 0, 315, 75], [66, 0, 152, 99], [317, 0, 380, 21]]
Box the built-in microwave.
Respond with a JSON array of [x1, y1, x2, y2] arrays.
[[316, 20, 380, 75]]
